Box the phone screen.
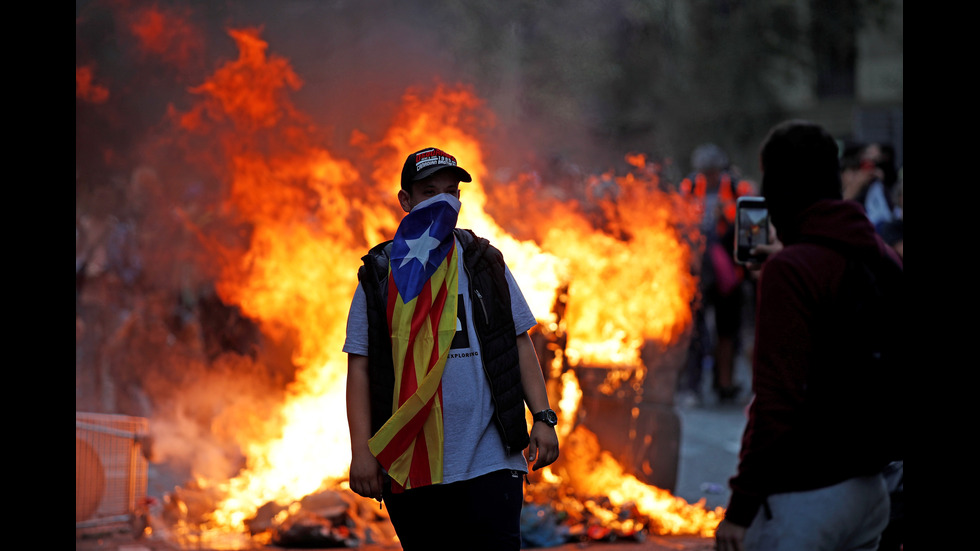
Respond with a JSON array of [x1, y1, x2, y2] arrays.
[[735, 198, 769, 264]]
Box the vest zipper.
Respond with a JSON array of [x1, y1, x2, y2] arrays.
[[464, 259, 510, 455], [473, 289, 490, 325]]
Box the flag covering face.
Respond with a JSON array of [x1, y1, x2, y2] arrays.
[[368, 193, 461, 491]]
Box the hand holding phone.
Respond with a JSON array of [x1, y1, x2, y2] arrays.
[[734, 196, 770, 265]]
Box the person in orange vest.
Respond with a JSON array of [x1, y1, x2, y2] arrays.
[[677, 143, 756, 406]]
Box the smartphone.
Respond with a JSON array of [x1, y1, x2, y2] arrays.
[[734, 196, 770, 264]]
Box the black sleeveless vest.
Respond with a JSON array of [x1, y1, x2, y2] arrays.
[[356, 228, 531, 454]]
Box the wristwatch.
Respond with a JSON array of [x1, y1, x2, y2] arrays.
[[532, 408, 558, 427]]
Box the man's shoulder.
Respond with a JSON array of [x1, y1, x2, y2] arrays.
[[366, 239, 393, 255], [765, 242, 842, 280], [361, 240, 393, 268], [453, 228, 483, 248], [359, 240, 393, 281], [454, 228, 475, 246], [455, 228, 507, 264], [455, 228, 495, 253]]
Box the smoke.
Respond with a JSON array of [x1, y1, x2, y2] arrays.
[[76, 0, 628, 187], [148, 352, 294, 480]]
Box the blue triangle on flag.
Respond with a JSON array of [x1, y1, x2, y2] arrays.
[[390, 195, 460, 300]]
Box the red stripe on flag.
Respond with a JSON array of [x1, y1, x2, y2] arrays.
[[407, 427, 433, 488], [428, 275, 449, 366], [397, 282, 432, 405], [409, 281, 432, 343], [374, 399, 434, 467], [397, 343, 418, 406]]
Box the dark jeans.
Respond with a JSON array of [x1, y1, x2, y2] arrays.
[[382, 469, 525, 550]]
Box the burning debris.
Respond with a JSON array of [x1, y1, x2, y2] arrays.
[[155, 423, 721, 549], [78, 5, 722, 548], [249, 489, 395, 548], [526, 425, 724, 541]]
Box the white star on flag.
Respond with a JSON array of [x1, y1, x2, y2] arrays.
[[399, 223, 443, 269]]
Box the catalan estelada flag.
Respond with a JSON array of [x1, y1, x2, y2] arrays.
[[368, 193, 460, 491]]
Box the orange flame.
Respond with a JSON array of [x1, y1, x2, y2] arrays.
[[157, 26, 713, 546], [530, 371, 724, 538]]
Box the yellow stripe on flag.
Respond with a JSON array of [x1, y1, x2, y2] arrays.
[[369, 245, 458, 489]]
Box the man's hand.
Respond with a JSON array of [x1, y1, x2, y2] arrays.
[[715, 519, 747, 551], [745, 228, 784, 272], [527, 422, 559, 470], [346, 353, 385, 502], [348, 451, 385, 502]]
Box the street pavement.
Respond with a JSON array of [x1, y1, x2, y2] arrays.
[[673, 354, 752, 513]]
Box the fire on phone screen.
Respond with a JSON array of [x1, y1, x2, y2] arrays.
[[735, 197, 769, 264]]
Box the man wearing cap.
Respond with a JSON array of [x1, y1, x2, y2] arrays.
[[344, 147, 559, 550]]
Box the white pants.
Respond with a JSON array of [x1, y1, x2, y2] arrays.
[[744, 473, 890, 551]]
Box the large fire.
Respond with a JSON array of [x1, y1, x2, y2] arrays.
[[80, 11, 724, 548]]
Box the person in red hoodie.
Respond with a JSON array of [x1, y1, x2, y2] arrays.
[[716, 120, 903, 551]]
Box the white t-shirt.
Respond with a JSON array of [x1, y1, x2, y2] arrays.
[[343, 237, 538, 483]]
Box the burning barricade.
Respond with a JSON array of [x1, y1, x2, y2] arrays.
[[78, 10, 725, 549]]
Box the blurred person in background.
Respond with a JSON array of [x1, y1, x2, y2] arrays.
[[677, 143, 756, 406], [877, 173, 903, 259], [840, 142, 878, 202], [859, 143, 901, 230], [841, 143, 902, 259]]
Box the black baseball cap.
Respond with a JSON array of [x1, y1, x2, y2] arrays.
[[400, 147, 473, 191]]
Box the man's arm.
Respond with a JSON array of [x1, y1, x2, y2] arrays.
[[724, 256, 812, 528], [346, 353, 384, 501], [517, 332, 559, 470]]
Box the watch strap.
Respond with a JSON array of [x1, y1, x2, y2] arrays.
[[533, 408, 558, 426]]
